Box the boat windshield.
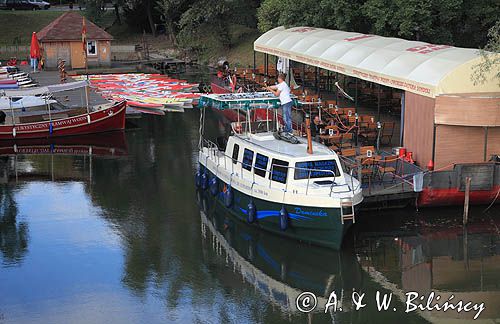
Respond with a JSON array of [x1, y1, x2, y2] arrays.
[[294, 160, 340, 180]]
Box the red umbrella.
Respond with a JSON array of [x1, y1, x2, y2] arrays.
[[30, 32, 40, 59]]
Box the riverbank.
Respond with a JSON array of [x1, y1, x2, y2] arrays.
[[0, 10, 261, 69]]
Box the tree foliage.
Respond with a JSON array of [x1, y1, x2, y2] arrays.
[[256, 0, 500, 48], [472, 20, 500, 86]]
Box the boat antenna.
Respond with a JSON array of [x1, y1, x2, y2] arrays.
[[305, 113, 313, 154]]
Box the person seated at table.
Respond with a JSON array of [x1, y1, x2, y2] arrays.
[[310, 115, 325, 142]]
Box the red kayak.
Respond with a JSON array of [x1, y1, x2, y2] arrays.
[[0, 79, 17, 85], [0, 101, 126, 140]]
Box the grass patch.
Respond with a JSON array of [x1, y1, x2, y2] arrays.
[[0, 10, 63, 45]]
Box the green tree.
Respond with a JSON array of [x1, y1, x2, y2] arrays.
[[472, 21, 500, 87], [257, 0, 282, 32], [156, 0, 184, 44], [177, 0, 231, 60]]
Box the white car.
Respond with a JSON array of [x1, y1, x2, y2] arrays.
[[28, 0, 50, 9]]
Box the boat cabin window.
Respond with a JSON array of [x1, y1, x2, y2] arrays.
[[232, 144, 239, 164], [270, 158, 289, 184], [254, 153, 268, 178], [294, 160, 340, 180], [242, 148, 254, 171]]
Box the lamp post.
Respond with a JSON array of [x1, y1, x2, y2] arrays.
[[376, 121, 382, 152]]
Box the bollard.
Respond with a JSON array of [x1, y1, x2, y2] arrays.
[[463, 177, 471, 225]]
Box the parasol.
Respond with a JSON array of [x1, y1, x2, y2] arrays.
[[30, 32, 40, 72]]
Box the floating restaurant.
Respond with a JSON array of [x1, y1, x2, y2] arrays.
[[247, 26, 500, 207]]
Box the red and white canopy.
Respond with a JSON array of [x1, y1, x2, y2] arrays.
[[254, 26, 499, 98]]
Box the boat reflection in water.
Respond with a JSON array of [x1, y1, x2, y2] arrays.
[[355, 209, 500, 323], [0, 131, 127, 158], [197, 190, 429, 323], [0, 131, 127, 183], [0, 131, 127, 268], [197, 189, 361, 319]]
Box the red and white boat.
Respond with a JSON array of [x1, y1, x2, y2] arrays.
[[0, 81, 126, 140], [0, 100, 126, 140]]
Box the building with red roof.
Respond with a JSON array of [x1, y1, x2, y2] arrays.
[[38, 12, 113, 69]]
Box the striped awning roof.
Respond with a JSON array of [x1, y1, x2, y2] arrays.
[[254, 27, 500, 98]]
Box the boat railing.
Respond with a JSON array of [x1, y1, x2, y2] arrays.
[[201, 138, 360, 198]]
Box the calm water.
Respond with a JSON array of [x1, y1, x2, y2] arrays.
[[0, 110, 499, 324]]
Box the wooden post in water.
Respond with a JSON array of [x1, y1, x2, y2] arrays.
[[463, 177, 471, 225], [305, 114, 313, 154]]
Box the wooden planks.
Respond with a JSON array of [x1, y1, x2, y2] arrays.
[[434, 125, 485, 168], [403, 91, 435, 167], [435, 94, 500, 127]]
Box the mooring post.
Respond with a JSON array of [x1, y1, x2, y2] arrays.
[[463, 177, 471, 225]]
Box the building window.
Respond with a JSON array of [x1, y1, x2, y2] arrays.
[[87, 40, 97, 56]]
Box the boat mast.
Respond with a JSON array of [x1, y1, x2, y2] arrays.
[[9, 96, 15, 136], [45, 92, 52, 133]]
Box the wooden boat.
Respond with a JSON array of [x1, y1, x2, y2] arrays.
[[0, 100, 126, 140], [0, 80, 127, 140], [0, 96, 57, 110]]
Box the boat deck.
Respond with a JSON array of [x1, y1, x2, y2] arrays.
[[20, 66, 108, 109], [243, 132, 333, 158]]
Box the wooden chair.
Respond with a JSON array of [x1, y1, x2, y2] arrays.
[[339, 148, 357, 172], [340, 148, 356, 157], [360, 145, 375, 155], [359, 157, 378, 191], [324, 125, 339, 136], [339, 132, 353, 150], [326, 134, 342, 151], [381, 121, 396, 145], [378, 155, 399, 181], [359, 122, 378, 144]]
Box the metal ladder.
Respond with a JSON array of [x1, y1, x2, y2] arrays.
[[340, 198, 355, 224]]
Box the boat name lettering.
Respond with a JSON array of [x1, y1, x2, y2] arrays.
[[16, 116, 88, 131], [294, 208, 327, 217]]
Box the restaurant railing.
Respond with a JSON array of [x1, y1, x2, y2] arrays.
[[338, 153, 425, 195]]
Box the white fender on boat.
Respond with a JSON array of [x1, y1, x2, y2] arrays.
[[12, 128, 16, 137], [87, 115, 91, 124]]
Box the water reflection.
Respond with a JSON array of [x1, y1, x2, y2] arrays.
[[0, 131, 127, 269], [355, 209, 500, 322], [0, 178, 26, 267], [0, 109, 498, 323], [197, 189, 432, 323]]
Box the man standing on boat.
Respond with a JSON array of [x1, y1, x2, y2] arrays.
[[267, 73, 293, 133]]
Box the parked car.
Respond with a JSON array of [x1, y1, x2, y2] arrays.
[[28, 0, 50, 9], [4, 0, 46, 10]]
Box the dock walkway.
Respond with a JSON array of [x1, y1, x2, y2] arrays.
[[340, 152, 423, 210]]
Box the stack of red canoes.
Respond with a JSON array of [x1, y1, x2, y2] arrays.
[[74, 73, 201, 114]]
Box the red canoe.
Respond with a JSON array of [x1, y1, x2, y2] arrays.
[[0, 79, 17, 85], [0, 101, 127, 140]]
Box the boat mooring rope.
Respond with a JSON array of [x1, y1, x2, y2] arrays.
[[483, 187, 500, 213]]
